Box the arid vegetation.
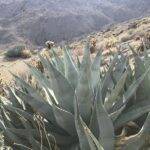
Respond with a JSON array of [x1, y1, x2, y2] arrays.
[[4, 45, 31, 59], [0, 40, 150, 149], [0, 16, 150, 150]]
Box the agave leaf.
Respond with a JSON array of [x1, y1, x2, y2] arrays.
[[38, 54, 53, 79], [8, 87, 26, 110], [111, 52, 127, 84], [76, 43, 93, 121], [91, 50, 102, 89], [4, 129, 26, 149], [8, 126, 73, 147], [104, 70, 128, 111], [96, 85, 114, 150], [110, 107, 125, 123], [14, 89, 56, 123], [7, 128, 50, 150], [39, 55, 75, 113], [0, 120, 5, 131], [49, 132, 75, 146], [11, 74, 44, 102], [14, 90, 70, 135], [110, 102, 125, 122], [122, 134, 143, 150], [52, 104, 77, 136], [21, 117, 51, 150], [42, 87, 56, 105], [51, 58, 56, 67], [81, 119, 104, 150], [125, 61, 133, 90], [102, 53, 118, 102], [128, 44, 137, 56], [134, 54, 150, 102], [114, 100, 150, 128], [80, 42, 92, 84], [124, 64, 150, 100], [74, 97, 103, 150], [5, 128, 35, 137], [51, 48, 64, 74], [77, 55, 81, 68], [143, 44, 149, 60], [63, 46, 78, 89], [0, 95, 12, 106], [113, 61, 127, 86], [25, 63, 52, 88], [13, 117, 49, 150], [111, 67, 150, 112], [144, 51, 150, 68], [3, 105, 34, 125], [89, 102, 99, 138], [7, 88, 22, 108], [74, 95, 92, 150], [30, 137, 49, 150], [1, 108, 14, 128], [19, 116, 34, 133], [134, 54, 145, 78]]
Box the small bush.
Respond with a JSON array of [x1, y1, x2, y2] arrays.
[[120, 33, 132, 42], [21, 49, 32, 58], [128, 22, 137, 29], [5, 45, 31, 58], [128, 29, 134, 35]]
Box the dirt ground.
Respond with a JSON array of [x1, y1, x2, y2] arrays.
[[0, 56, 30, 86]]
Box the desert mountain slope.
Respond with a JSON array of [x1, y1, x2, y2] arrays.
[[0, 0, 149, 50]]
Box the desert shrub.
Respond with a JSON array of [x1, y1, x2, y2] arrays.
[[105, 35, 118, 48], [5, 45, 31, 59], [128, 22, 138, 29], [120, 33, 132, 42], [138, 18, 150, 26], [128, 29, 134, 35], [21, 49, 32, 58]]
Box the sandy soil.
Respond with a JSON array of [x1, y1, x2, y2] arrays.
[[0, 56, 30, 86]]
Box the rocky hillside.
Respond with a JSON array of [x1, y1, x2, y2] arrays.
[[0, 16, 150, 88], [0, 0, 150, 50]]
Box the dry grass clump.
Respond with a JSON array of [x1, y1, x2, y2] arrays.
[[132, 33, 150, 53], [137, 18, 150, 27], [128, 22, 138, 30], [21, 49, 32, 58], [31, 58, 44, 73], [119, 33, 132, 43], [104, 35, 118, 48]]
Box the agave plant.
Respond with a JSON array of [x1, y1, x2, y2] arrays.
[[0, 43, 150, 150], [118, 46, 150, 149]]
